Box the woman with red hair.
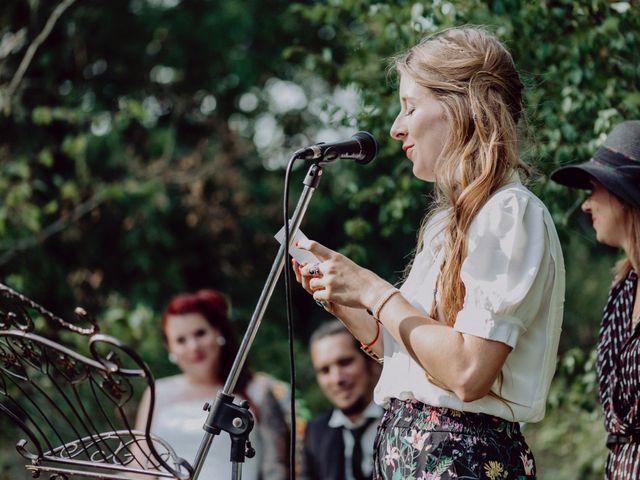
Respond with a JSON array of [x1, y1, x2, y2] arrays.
[[135, 289, 289, 480]]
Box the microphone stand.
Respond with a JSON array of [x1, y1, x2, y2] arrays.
[[190, 160, 324, 480]]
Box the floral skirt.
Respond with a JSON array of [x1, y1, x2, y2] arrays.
[[373, 398, 536, 479]]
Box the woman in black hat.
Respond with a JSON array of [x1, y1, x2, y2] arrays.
[[551, 120, 640, 479]]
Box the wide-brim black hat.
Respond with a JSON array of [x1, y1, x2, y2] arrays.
[[551, 120, 640, 209]]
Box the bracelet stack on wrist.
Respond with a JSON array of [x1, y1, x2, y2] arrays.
[[359, 287, 400, 365]]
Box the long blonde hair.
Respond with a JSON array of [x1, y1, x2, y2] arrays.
[[395, 27, 531, 326], [613, 205, 640, 284]]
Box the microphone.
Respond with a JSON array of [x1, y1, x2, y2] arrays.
[[294, 131, 378, 165]]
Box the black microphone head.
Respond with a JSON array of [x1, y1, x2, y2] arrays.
[[296, 131, 379, 163], [353, 131, 378, 165]]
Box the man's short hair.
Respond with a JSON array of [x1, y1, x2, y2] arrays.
[[309, 320, 363, 357]]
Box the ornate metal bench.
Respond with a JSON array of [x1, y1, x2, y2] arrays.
[[0, 283, 194, 479]]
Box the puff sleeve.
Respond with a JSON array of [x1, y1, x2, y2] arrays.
[[453, 189, 549, 348]]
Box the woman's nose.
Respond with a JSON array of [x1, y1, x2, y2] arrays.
[[581, 197, 591, 213], [185, 337, 199, 350], [390, 115, 406, 140]]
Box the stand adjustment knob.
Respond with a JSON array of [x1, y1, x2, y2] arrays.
[[245, 441, 256, 458], [203, 402, 211, 411]]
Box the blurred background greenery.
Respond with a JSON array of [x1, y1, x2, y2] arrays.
[[1, 0, 638, 478]]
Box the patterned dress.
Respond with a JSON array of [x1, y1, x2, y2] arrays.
[[597, 269, 640, 479]]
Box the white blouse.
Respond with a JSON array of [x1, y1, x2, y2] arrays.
[[374, 181, 565, 423]]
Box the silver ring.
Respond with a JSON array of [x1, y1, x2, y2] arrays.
[[308, 263, 320, 276], [315, 299, 328, 308]]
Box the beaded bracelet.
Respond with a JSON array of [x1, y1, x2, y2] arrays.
[[367, 287, 400, 319], [360, 344, 384, 365]]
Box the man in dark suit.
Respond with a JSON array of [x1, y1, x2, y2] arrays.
[[301, 321, 382, 480]]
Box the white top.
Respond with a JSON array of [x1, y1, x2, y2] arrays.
[[327, 402, 383, 480], [374, 181, 565, 422], [152, 375, 263, 480]]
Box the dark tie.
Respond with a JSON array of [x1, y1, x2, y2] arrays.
[[349, 417, 375, 480]]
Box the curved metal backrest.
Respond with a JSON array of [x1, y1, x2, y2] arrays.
[[0, 283, 193, 480]]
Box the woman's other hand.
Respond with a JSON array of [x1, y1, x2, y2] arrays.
[[292, 239, 390, 311]]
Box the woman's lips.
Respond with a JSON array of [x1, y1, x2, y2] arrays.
[[192, 353, 206, 363], [403, 145, 414, 157]]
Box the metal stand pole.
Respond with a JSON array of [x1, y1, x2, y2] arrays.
[[191, 162, 324, 479]]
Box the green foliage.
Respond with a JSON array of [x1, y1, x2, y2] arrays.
[[527, 347, 609, 478], [1, 1, 639, 478]]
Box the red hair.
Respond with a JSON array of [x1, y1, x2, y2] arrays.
[[161, 289, 253, 396]]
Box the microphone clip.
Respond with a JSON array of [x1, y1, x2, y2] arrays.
[[293, 142, 326, 161]]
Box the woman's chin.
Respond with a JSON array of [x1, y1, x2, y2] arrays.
[[413, 165, 435, 183]]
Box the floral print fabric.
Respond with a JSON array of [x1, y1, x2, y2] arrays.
[[373, 398, 535, 479]]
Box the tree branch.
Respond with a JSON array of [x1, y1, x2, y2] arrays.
[[2, 0, 78, 116], [0, 193, 105, 267]]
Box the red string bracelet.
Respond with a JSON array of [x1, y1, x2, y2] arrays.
[[361, 317, 381, 349]]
